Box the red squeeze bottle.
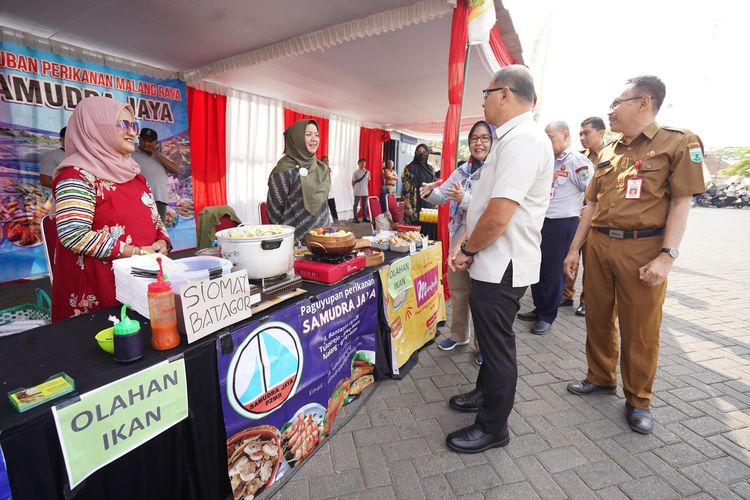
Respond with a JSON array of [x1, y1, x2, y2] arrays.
[[147, 257, 180, 350]]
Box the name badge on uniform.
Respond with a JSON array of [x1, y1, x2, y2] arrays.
[[625, 177, 642, 199]]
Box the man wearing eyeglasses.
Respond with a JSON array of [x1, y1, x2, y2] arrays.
[[131, 128, 180, 221], [563, 76, 706, 434], [561, 116, 607, 317], [517, 121, 591, 335], [446, 65, 553, 453]]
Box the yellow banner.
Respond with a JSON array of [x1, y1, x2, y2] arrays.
[[379, 243, 446, 369]]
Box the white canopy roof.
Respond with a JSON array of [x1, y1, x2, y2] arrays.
[[1, 0, 523, 136]]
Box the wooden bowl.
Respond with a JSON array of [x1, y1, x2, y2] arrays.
[[306, 232, 356, 256], [360, 248, 384, 267]]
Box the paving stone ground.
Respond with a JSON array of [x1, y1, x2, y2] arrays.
[[274, 208, 750, 500]]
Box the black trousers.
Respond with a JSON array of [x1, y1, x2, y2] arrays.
[[531, 217, 579, 323], [328, 198, 338, 221], [470, 263, 527, 435]]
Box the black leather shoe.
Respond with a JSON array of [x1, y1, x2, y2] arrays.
[[517, 310, 538, 321], [531, 320, 552, 335], [567, 380, 617, 395], [446, 424, 510, 454], [625, 403, 654, 434], [575, 303, 585, 316], [449, 389, 484, 413], [352, 219, 360, 223], [560, 298, 574, 307]]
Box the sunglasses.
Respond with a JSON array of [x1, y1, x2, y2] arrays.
[[115, 119, 140, 134]]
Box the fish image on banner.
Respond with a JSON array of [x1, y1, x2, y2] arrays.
[[227, 322, 303, 419]]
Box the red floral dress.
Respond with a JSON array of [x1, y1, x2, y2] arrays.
[[51, 166, 170, 322]]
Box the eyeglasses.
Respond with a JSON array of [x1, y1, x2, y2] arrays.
[[115, 119, 140, 134], [482, 86, 520, 100], [469, 135, 492, 144], [609, 96, 645, 110]]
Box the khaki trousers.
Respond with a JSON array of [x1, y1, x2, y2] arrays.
[[446, 267, 478, 351], [563, 237, 587, 303], [584, 230, 666, 408]]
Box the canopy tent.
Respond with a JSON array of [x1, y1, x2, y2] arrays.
[[1, 0, 522, 285], [1, 0, 522, 138]]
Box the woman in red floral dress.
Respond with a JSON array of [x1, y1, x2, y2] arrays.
[[51, 96, 171, 321]]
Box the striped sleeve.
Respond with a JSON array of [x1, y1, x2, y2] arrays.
[[54, 175, 121, 259]]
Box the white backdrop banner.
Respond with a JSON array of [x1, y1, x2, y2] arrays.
[[328, 116, 361, 220], [226, 91, 284, 225]]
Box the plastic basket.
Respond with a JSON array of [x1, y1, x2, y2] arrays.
[[0, 288, 52, 327]]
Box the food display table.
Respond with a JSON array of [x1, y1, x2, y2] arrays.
[[0, 246, 443, 500]]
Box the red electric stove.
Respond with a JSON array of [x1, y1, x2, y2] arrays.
[[294, 253, 366, 284]]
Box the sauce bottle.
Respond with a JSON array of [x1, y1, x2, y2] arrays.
[[147, 257, 180, 350], [114, 304, 144, 363]]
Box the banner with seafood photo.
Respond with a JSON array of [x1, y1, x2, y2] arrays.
[[0, 42, 195, 282], [379, 242, 446, 371], [216, 274, 378, 500]]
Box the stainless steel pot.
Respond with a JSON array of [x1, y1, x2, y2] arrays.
[[215, 225, 295, 279]]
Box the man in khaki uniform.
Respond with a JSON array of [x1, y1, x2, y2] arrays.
[[561, 117, 606, 317], [563, 76, 705, 434]]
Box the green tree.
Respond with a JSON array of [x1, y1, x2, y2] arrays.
[[712, 147, 750, 177]]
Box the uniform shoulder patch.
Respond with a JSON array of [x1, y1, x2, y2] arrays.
[[576, 165, 590, 181], [688, 142, 703, 163]]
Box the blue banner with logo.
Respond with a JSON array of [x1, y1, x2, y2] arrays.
[[0, 446, 12, 500], [217, 275, 378, 499], [0, 43, 195, 282]]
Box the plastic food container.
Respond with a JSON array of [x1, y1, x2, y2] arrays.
[[168, 256, 233, 294]]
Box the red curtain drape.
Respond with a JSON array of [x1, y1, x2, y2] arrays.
[[489, 25, 517, 66], [438, 0, 469, 299], [187, 86, 227, 219], [358, 127, 390, 216], [283, 109, 329, 159]]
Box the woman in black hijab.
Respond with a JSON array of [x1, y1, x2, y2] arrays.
[[401, 143, 435, 226]]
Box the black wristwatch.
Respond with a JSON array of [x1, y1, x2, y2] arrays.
[[660, 247, 679, 258], [460, 241, 478, 257]]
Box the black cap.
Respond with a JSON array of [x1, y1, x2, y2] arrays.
[[139, 128, 158, 141]]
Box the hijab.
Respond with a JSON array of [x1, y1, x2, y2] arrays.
[[410, 143, 435, 187], [55, 96, 141, 183], [270, 119, 330, 215], [407, 143, 435, 211], [447, 121, 493, 233], [467, 120, 493, 173]]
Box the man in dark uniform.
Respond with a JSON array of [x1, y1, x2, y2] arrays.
[[563, 76, 705, 434], [561, 117, 606, 317]]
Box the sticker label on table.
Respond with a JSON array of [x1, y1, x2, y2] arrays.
[[52, 359, 188, 488], [387, 256, 412, 299]]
